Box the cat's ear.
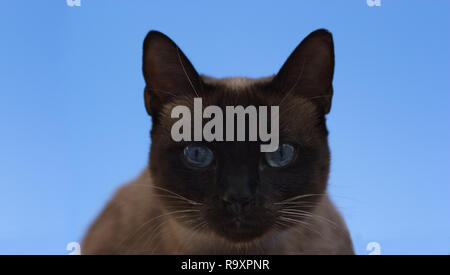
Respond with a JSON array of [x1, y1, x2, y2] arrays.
[[273, 29, 334, 114], [142, 31, 203, 116]]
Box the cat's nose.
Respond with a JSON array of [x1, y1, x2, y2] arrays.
[[222, 195, 253, 215]]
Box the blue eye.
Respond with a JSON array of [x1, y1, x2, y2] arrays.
[[265, 144, 296, 168], [183, 145, 214, 168]]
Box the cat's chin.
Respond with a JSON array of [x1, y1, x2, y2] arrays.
[[220, 232, 265, 243], [213, 220, 271, 243]]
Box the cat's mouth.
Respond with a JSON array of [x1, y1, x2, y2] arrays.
[[212, 216, 271, 243]]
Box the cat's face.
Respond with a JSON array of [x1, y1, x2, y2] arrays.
[[143, 30, 334, 243]]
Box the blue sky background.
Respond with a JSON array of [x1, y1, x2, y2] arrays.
[[0, 0, 449, 254]]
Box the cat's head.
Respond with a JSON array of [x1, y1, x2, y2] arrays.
[[143, 30, 334, 243]]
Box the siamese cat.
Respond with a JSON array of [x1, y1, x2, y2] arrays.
[[82, 29, 354, 254]]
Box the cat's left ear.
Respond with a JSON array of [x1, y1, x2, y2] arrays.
[[273, 29, 335, 114]]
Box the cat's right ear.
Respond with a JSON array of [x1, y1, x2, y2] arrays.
[[142, 31, 203, 116]]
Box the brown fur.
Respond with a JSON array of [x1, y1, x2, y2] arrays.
[[82, 30, 354, 254], [82, 166, 353, 254]]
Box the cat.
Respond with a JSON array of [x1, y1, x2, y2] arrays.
[[81, 29, 354, 254]]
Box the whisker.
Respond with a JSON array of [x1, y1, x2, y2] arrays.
[[274, 202, 319, 207], [115, 209, 200, 252], [176, 220, 207, 254], [278, 216, 324, 238], [151, 185, 203, 205], [140, 218, 172, 253], [145, 212, 201, 254], [274, 193, 326, 205], [129, 183, 203, 205], [279, 209, 338, 227]]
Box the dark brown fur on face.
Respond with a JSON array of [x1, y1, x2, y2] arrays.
[[82, 30, 354, 254]]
